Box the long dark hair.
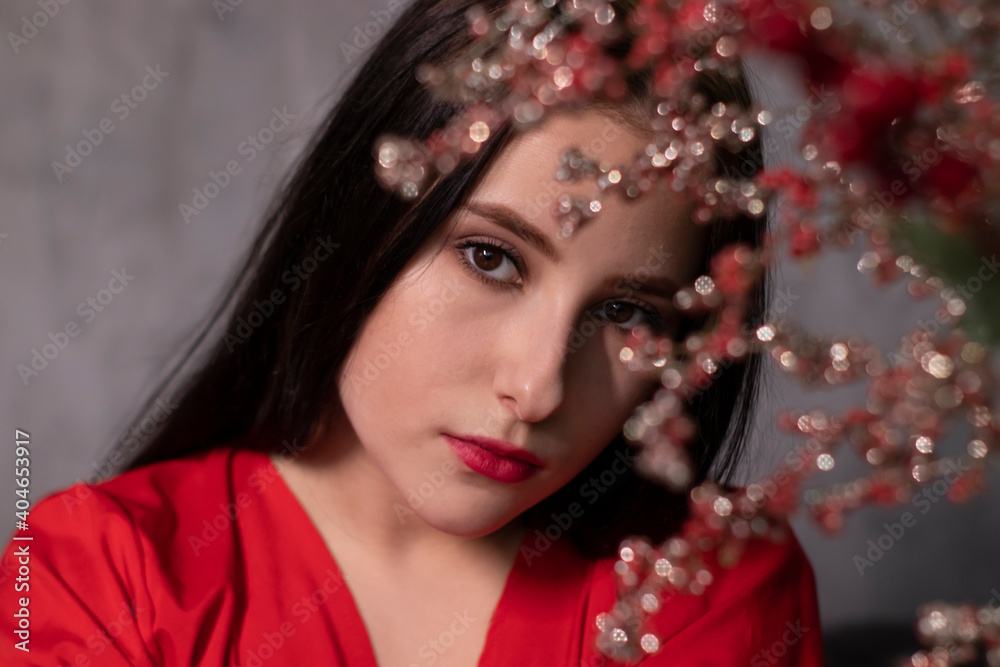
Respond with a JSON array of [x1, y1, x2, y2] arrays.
[[104, 0, 769, 559]]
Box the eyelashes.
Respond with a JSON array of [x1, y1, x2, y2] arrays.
[[453, 237, 671, 335], [454, 238, 523, 287]]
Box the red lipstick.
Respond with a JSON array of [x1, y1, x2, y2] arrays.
[[444, 434, 544, 483]]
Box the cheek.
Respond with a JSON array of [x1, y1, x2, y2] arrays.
[[572, 332, 659, 419], [338, 268, 478, 403], [397, 273, 485, 379], [571, 370, 659, 470], [542, 347, 654, 477]]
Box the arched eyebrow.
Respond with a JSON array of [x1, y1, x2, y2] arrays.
[[460, 201, 560, 263], [606, 272, 680, 301], [460, 199, 682, 301]]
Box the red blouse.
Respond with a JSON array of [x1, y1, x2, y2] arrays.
[[1, 446, 823, 666]]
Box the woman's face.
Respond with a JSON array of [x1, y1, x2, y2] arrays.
[[335, 109, 707, 538]]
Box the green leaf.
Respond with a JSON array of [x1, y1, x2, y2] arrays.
[[892, 218, 1000, 346]]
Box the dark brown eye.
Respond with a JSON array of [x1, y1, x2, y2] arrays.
[[457, 240, 521, 283], [601, 302, 638, 325], [472, 246, 503, 271]]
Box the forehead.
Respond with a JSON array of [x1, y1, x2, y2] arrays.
[[468, 109, 705, 272], [499, 108, 644, 167]]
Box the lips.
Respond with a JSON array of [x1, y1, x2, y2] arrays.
[[444, 434, 544, 483]]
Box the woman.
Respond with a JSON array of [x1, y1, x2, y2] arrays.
[[2, 0, 822, 664]]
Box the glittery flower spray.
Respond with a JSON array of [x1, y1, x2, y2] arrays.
[[374, 1, 1000, 663]]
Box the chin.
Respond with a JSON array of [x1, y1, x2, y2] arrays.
[[412, 501, 519, 539]]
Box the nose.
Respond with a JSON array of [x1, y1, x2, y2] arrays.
[[493, 296, 575, 423]]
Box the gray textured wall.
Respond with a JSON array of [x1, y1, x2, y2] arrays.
[[2, 0, 997, 652]]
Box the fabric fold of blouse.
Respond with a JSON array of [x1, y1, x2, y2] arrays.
[[1, 446, 824, 666]]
